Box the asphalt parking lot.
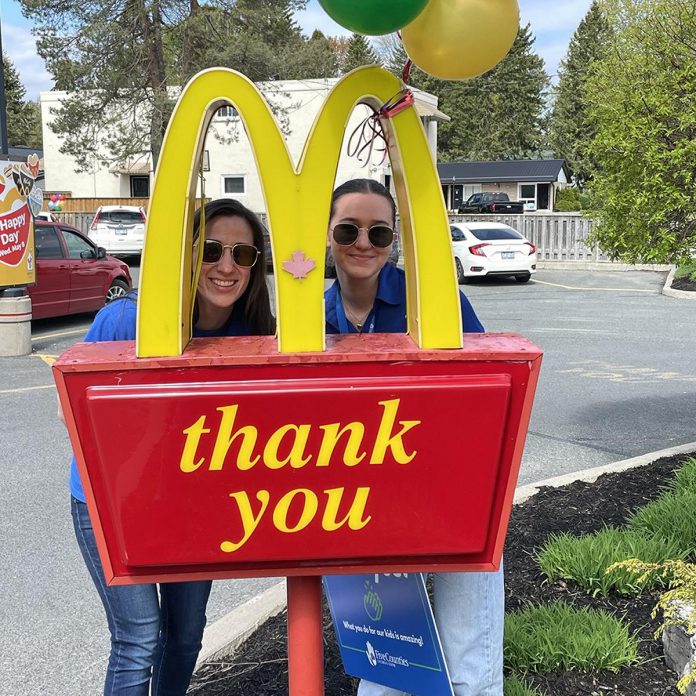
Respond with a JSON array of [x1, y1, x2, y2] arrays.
[[2, 267, 695, 695]]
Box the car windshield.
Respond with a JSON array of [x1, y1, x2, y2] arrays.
[[469, 227, 523, 241], [99, 210, 143, 224]]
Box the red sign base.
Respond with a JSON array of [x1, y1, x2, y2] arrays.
[[54, 333, 541, 585]]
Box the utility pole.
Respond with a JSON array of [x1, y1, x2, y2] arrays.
[[0, 17, 9, 156]]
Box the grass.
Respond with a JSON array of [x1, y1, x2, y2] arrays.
[[504, 674, 547, 696], [504, 600, 639, 673], [665, 456, 696, 494], [628, 490, 696, 555], [537, 526, 686, 595]]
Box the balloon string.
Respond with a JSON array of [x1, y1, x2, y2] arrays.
[[345, 89, 415, 167]]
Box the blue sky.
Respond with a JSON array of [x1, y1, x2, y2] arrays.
[[2, 0, 593, 100]]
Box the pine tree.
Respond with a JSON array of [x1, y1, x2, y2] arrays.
[[341, 34, 380, 74], [2, 53, 42, 148], [548, 1, 612, 189]]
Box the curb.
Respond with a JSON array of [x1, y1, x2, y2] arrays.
[[196, 441, 696, 667], [662, 266, 696, 300], [536, 261, 672, 272]]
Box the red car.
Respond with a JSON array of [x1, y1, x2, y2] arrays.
[[30, 221, 133, 320]]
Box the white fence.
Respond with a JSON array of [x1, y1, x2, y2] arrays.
[[54, 211, 603, 263], [449, 212, 605, 262]]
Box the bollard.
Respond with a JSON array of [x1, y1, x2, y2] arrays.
[[0, 288, 32, 356]]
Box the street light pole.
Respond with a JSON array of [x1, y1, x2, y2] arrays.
[[0, 16, 10, 156]]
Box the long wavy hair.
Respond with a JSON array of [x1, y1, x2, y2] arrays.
[[193, 199, 275, 336]]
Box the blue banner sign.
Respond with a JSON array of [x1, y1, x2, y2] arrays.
[[324, 573, 453, 695]]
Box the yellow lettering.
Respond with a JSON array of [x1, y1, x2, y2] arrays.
[[179, 415, 210, 472], [273, 489, 318, 533], [220, 490, 270, 553], [322, 487, 372, 531], [263, 424, 312, 469], [317, 422, 367, 466], [370, 399, 421, 465], [210, 405, 260, 471]]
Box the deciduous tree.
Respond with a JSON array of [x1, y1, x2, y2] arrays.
[[586, 0, 696, 262]]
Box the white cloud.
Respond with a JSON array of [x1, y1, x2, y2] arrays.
[[2, 22, 54, 100], [295, 3, 351, 38], [520, 0, 592, 35]]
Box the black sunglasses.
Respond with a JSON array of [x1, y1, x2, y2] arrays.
[[331, 223, 395, 249], [201, 240, 260, 267]]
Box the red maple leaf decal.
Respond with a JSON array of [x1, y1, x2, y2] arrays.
[[282, 250, 316, 279]]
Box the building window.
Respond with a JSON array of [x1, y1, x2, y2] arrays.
[[222, 176, 245, 195], [216, 105, 238, 119], [518, 183, 537, 211], [130, 175, 150, 198]]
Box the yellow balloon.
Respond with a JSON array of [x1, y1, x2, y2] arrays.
[[402, 0, 520, 80]]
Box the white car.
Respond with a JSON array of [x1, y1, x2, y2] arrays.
[[450, 222, 537, 283], [89, 205, 146, 256]]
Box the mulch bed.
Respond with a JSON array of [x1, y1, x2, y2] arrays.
[[671, 275, 696, 292], [189, 452, 694, 695]]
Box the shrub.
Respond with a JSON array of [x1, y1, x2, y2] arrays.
[[537, 526, 686, 595], [554, 187, 582, 212], [504, 674, 547, 695], [504, 600, 639, 672], [675, 261, 696, 282]]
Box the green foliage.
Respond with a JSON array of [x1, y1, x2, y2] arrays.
[[340, 34, 380, 74], [2, 52, 42, 149], [504, 600, 639, 672], [585, 0, 696, 263], [537, 526, 686, 595], [669, 457, 696, 493], [609, 559, 696, 693], [553, 187, 589, 212], [547, 1, 612, 189], [377, 25, 549, 161], [504, 674, 547, 696], [675, 262, 696, 283], [628, 490, 696, 555]]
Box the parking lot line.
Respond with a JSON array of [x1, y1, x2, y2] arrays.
[[0, 384, 55, 394], [32, 327, 89, 341], [532, 279, 656, 293]]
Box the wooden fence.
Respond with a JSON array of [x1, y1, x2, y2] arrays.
[[449, 212, 605, 262], [54, 210, 603, 263]]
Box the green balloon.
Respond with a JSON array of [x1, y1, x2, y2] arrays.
[[318, 0, 430, 36]]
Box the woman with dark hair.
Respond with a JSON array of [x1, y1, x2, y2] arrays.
[[325, 179, 503, 696], [66, 198, 274, 695]]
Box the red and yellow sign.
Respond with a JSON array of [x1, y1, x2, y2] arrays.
[[53, 66, 542, 585], [0, 161, 38, 288]]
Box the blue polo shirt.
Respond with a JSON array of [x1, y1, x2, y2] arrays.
[[69, 294, 251, 502], [325, 263, 484, 334]]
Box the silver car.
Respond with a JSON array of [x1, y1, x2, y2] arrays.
[[89, 205, 146, 256]]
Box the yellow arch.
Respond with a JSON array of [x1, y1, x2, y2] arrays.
[[137, 66, 462, 356]]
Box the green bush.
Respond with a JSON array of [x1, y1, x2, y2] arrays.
[[628, 490, 696, 555], [668, 457, 696, 494], [537, 526, 686, 595], [504, 674, 547, 696], [554, 187, 582, 212], [504, 600, 639, 672], [675, 261, 696, 282]]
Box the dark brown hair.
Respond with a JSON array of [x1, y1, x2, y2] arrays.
[[330, 178, 397, 227], [193, 199, 275, 336]]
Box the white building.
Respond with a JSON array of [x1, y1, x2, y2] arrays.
[[40, 77, 448, 213]]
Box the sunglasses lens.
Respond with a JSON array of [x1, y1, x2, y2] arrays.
[[368, 226, 394, 248], [202, 239, 223, 263], [232, 244, 259, 268], [332, 223, 359, 246]]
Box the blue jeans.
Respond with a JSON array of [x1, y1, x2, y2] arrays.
[[71, 497, 212, 695], [357, 566, 505, 696]]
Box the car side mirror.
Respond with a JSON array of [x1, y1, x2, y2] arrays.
[[97, 247, 107, 259], [81, 249, 96, 260]]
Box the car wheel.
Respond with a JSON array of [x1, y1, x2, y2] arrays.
[[454, 258, 466, 284], [515, 273, 531, 283], [106, 278, 129, 302]]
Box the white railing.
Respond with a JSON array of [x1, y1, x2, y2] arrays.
[[449, 212, 605, 262]]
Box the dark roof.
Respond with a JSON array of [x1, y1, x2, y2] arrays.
[[437, 159, 569, 183]]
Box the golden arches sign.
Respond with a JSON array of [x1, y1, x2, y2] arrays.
[[137, 66, 463, 357]]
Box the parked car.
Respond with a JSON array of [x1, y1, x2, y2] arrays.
[[34, 211, 58, 222], [458, 192, 525, 214], [30, 221, 132, 319], [450, 222, 536, 283], [89, 205, 146, 256]]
